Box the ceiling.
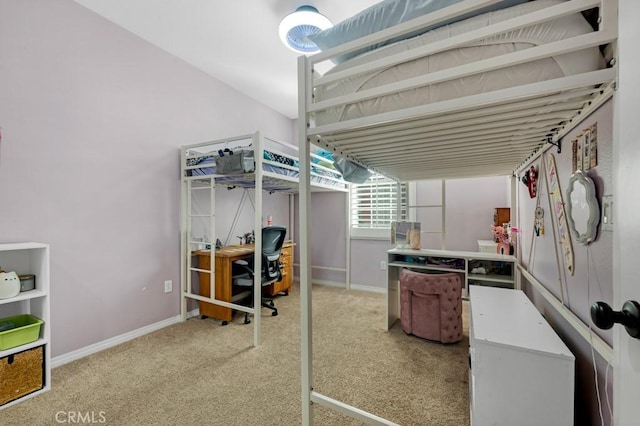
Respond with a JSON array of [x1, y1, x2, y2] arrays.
[[73, 0, 382, 119]]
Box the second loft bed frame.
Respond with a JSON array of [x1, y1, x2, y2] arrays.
[[180, 132, 348, 347], [297, 0, 617, 424]]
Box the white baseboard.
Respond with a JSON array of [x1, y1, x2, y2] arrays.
[[300, 277, 386, 294], [51, 309, 199, 368], [310, 279, 345, 288], [349, 283, 387, 294]]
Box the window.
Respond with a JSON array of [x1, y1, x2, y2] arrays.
[[350, 174, 409, 239]]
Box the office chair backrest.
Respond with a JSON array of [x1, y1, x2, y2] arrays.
[[262, 226, 286, 256], [262, 226, 286, 280]]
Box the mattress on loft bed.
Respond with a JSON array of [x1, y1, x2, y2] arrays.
[[185, 149, 345, 190], [313, 0, 605, 126]]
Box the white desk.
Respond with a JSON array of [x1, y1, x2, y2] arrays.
[[386, 248, 516, 330]]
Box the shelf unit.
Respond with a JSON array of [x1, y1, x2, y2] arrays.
[[386, 248, 516, 330], [0, 242, 50, 409]]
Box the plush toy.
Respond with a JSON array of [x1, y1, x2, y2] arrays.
[[0, 271, 20, 299]]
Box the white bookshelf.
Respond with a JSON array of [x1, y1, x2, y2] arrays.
[[0, 242, 50, 409]]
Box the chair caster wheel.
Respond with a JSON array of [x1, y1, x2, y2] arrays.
[[221, 321, 228, 326], [201, 315, 208, 319], [272, 311, 278, 317], [269, 301, 275, 307], [244, 319, 251, 325]]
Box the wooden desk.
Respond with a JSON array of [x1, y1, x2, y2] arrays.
[[194, 242, 295, 323]]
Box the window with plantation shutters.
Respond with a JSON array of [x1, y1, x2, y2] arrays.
[[350, 174, 408, 239]]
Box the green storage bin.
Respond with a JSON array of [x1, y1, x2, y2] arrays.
[[0, 315, 43, 350]]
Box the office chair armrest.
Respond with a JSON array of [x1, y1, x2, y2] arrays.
[[232, 258, 255, 278]]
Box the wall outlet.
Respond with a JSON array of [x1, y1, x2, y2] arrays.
[[164, 280, 173, 293], [380, 260, 387, 270]]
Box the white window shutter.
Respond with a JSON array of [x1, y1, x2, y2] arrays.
[[350, 174, 407, 238]]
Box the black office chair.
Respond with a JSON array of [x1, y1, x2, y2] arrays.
[[232, 226, 286, 324]]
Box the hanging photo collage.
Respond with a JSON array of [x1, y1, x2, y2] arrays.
[[571, 122, 598, 173]]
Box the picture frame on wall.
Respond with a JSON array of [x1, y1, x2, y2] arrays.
[[589, 123, 598, 168], [571, 122, 598, 173]]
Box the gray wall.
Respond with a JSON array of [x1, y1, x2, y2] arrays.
[[518, 100, 613, 426], [0, 0, 293, 357]]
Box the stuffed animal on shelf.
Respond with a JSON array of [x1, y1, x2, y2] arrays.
[[0, 270, 20, 299]]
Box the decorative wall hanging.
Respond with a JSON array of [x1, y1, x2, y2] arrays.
[[566, 170, 600, 245], [546, 154, 574, 275], [571, 122, 598, 173], [534, 207, 545, 236], [521, 165, 538, 198]]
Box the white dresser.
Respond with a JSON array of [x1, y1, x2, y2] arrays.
[[469, 286, 574, 426]]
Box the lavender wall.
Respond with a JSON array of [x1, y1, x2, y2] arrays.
[[443, 176, 511, 251], [0, 0, 293, 357], [518, 100, 613, 426], [293, 191, 349, 284]]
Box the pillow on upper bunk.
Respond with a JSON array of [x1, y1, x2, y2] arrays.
[[333, 156, 372, 184], [308, 0, 528, 64]]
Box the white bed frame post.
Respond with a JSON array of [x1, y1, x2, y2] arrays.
[[298, 54, 400, 426], [253, 131, 264, 347], [510, 174, 520, 290], [298, 56, 314, 425], [180, 148, 188, 322]]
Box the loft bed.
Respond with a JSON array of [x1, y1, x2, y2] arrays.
[[180, 131, 349, 348], [182, 133, 348, 193], [297, 0, 617, 424]]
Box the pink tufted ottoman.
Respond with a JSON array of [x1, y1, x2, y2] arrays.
[[399, 269, 462, 344]]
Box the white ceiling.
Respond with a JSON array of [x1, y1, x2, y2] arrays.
[[73, 0, 381, 119]]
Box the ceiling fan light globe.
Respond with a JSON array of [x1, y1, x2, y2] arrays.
[[278, 6, 332, 54]]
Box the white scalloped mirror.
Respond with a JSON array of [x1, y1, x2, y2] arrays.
[[566, 171, 600, 245]]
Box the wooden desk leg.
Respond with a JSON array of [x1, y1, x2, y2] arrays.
[[198, 255, 233, 324]]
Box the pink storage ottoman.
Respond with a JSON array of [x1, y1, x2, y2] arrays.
[[399, 268, 462, 344]]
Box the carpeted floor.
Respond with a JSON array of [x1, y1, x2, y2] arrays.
[[1, 283, 470, 425]]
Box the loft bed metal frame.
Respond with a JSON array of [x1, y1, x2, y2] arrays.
[[180, 131, 348, 347], [297, 0, 617, 424]]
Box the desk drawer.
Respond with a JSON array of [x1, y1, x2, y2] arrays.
[[280, 253, 291, 268], [266, 248, 292, 296]]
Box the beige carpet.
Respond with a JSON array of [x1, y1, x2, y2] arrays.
[[1, 283, 470, 426]]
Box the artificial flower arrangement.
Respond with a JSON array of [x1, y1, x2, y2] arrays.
[[491, 225, 519, 255]]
